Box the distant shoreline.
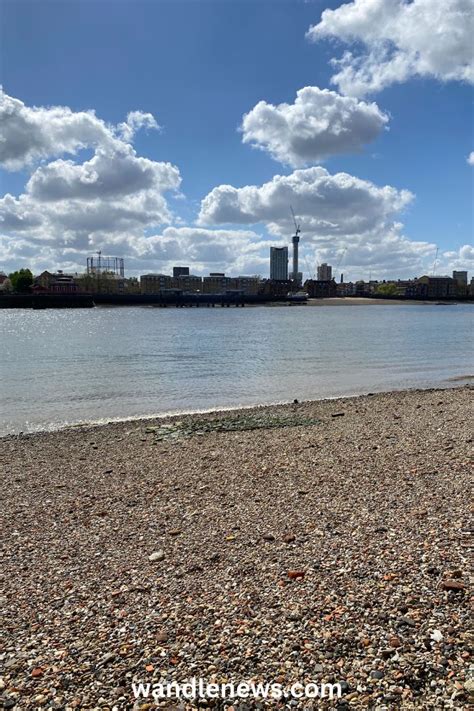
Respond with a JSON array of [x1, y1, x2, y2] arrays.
[[305, 297, 469, 306]]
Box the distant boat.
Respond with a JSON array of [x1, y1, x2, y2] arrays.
[[287, 291, 308, 303]]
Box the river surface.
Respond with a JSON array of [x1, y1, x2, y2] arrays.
[[1, 303, 472, 435]]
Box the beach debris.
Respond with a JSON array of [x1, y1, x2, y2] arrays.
[[142, 412, 321, 442], [430, 629, 444, 642]]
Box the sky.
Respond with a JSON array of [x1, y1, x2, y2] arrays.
[[0, 0, 473, 282]]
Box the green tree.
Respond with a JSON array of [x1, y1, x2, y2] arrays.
[[375, 282, 398, 296], [9, 268, 33, 292]]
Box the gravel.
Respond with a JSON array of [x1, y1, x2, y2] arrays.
[[0, 386, 472, 709]]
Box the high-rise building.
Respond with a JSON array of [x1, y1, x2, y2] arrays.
[[317, 263, 332, 281], [453, 270, 468, 286], [270, 247, 289, 281], [173, 266, 190, 278]]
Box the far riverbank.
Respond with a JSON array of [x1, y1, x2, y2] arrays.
[[305, 297, 454, 306]]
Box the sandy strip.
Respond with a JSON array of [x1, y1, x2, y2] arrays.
[[1, 387, 472, 709], [305, 298, 453, 306]]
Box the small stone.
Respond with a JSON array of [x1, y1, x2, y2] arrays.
[[148, 550, 165, 562], [442, 579, 465, 591], [371, 670, 384, 680], [397, 616, 416, 627], [157, 630, 168, 643], [282, 533, 296, 543], [262, 533, 275, 541], [389, 636, 402, 648]]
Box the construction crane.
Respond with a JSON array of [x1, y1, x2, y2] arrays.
[[304, 254, 315, 280], [335, 247, 346, 282], [335, 247, 346, 270]]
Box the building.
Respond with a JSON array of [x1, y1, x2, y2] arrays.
[[453, 271, 468, 286], [202, 273, 232, 294], [233, 276, 260, 295], [33, 270, 79, 294], [140, 274, 173, 293], [452, 271, 468, 297], [259, 279, 293, 297], [317, 263, 332, 281], [414, 275, 457, 299], [304, 279, 337, 298], [270, 247, 288, 281], [336, 281, 355, 297], [174, 274, 202, 292], [173, 266, 190, 278]]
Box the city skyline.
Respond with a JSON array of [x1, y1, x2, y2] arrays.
[[1, 0, 473, 282]]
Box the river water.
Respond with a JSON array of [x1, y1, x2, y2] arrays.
[[1, 303, 472, 435]]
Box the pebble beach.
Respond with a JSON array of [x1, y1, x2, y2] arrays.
[[1, 386, 472, 710]]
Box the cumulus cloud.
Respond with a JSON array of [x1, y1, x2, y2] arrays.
[[0, 92, 270, 278], [26, 145, 180, 202], [442, 244, 474, 271], [0, 88, 159, 170], [0, 91, 183, 270], [241, 86, 388, 166], [118, 111, 159, 142], [467, 152, 474, 166], [198, 166, 413, 237], [0, 226, 268, 277], [307, 0, 474, 96]]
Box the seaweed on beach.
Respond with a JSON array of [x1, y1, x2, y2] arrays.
[[144, 412, 320, 441]]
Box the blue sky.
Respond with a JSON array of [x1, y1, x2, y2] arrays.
[[1, 0, 473, 280]]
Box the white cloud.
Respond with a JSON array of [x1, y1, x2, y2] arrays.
[[198, 166, 413, 237], [307, 0, 474, 96], [241, 86, 388, 166], [0, 226, 268, 278], [26, 145, 180, 202], [0, 88, 159, 170], [467, 152, 474, 166], [0, 91, 183, 270], [118, 111, 159, 142], [442, 244, 474, 272]]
